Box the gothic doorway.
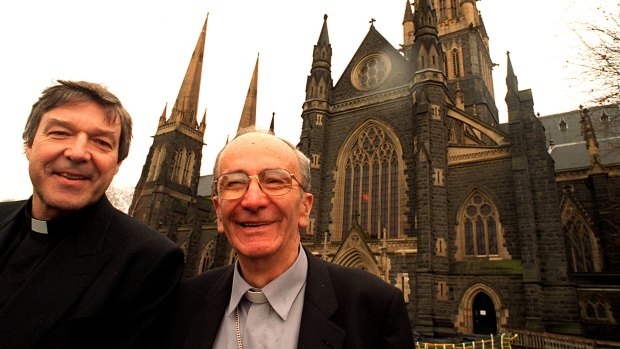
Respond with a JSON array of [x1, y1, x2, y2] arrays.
[[473, 292, 497, 335]]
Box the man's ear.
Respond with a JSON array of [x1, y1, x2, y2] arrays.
[[298, 192, 314, 229], [212, 196, 225, 233], [25, 142, 32, 161], [114, 160, 123, 175]]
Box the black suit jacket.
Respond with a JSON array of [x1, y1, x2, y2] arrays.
[[164, 247, 414, 348], [0, 197, 184, 349]]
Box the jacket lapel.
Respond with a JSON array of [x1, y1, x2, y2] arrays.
[[297, 250, 346, 349], [184, 267, 234, 349], [0, 199, 114, 347]]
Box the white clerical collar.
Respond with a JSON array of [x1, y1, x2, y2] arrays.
[[31, 218, 49, 234]]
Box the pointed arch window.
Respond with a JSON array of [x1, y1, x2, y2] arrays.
[[439, 0, 447, 18], [581, 295, 616, 323], [171, 147, 187, 184], [452, 48, 461, 78], [183, 151, 196, 186], [148, 145, 167, 181], [199, 240, 216, 273], [332, 121, 404, 241], [562, 201, 602, 273], [456, 191, 509, 260]]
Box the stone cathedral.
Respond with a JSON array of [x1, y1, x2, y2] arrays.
[[129, 0, 620, 341]]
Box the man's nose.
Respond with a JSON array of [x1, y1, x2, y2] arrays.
[[64, 134, 92, 162], [240, 178, 269, 208]]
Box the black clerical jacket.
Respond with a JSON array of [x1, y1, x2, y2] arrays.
[[0, 196, 184, 349]]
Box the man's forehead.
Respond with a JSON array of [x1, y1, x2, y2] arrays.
[[227, 133, 290, 152], [220, 133, 296, 168]]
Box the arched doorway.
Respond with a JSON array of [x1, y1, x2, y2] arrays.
[[473, 292, 497, 335]]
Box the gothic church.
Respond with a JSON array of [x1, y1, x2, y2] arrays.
[[129, 0, 620, 341]]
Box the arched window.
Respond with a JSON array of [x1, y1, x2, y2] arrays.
[[580, 295, 616, 323], [148, 145, 166, 181], [332, 120, 404, 241], [147, 147, 160, 181], [452, 48, 461, 78], [199, 240, 216, 273], [439, 0, 447, 18], [561, 200, 602, 272], [171, 147, 187, 184], [451, 0, 458, 18], [183, 151, 196, 186], [456, 190, 509, 260]]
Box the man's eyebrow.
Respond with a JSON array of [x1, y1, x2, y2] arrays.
[[42, 117, 119, 142], [41, 118, 72, 132]]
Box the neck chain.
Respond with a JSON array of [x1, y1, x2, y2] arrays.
[[235, 306, 244, 349]]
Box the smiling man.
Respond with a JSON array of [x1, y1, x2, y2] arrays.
[[164, 128, 414, 349], [0, 80, 184, 348]]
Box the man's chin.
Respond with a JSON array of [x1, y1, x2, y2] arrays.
[[36, 196, 97, 219]]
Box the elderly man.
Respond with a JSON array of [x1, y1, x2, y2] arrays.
[[165, 128, 414, 348], [0, 80, 184, 348]]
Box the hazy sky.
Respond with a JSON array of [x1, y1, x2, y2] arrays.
[[0, 0, 607, 201]]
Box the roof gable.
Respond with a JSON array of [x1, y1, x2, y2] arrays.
[[332, 26, 411, 101]]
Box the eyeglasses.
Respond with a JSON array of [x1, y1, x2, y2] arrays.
[[214, 168, 304, 200]]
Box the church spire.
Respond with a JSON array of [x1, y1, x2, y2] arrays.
[[305, 14, 332, 102], [158, 103, 168, 126], [411, 0, 444, 82], [169, 13, 208, 128], [506, 51, 518, 96], [402, 0, 415, 59], [237, 53, 259, 132]]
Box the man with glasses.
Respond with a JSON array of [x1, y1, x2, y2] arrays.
[[164, 128, 414, 348]]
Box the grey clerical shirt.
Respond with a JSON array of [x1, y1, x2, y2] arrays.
[[212, 245, 308, 349]]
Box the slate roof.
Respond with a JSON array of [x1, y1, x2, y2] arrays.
[[539, 105, 620, 171]]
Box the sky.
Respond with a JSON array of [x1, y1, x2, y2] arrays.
[[0, 0, 609, 201]]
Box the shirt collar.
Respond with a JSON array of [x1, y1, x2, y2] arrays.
[[227, 245, 308, 320], [23, 195, 109, 236]]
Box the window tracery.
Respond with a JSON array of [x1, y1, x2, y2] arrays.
[[562, 201, 601, 272], [333, 121, 403, 240], [456, 190, 509, 260]]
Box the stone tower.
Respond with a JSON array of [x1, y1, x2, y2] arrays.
[[129, 14, 208, 235], [298, 14, 333, 240], [408, 0, 453, 337], [432, 0, 498, 125]]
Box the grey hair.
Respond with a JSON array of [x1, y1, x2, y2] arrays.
[[213, 127, 311, 192]]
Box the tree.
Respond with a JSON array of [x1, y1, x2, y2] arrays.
[[573, 2, 620, 107]]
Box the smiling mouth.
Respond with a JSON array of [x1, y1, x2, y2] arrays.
[[241, 222, 270, 228], [59, 172, 88, 180]]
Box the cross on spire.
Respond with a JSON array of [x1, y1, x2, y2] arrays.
[[369, 18, 376, 27]]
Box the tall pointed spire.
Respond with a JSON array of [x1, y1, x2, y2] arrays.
[[158, 103, 168, 126], [506, 51, 518, 95], [305, 14, 332, 102], [402, 0, 415, 53], [237, 53, 259, 132], [170, 13, 209, 127], [318, 14, 330, 47]]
